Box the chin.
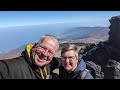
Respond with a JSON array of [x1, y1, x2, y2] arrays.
[[64, 67, 72, 72], [37, 63, 46, 67], [35, 60, 45, 67]]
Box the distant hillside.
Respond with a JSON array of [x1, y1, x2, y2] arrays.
[[0, 45, 26, 59], [0, 26, 109, 60], [57, 27, 109, 43], [58, 27, 108, 39]]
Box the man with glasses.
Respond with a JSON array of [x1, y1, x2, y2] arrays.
[[59, 44, 93, 79], [0, 34, 59, 79]]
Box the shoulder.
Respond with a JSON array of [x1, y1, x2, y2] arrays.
[[0, 56, 26, 70], [0, 56, 27, 78], [1, 56, 25, 63], [81, 69, 94, 79], [85, 71, 94, 79]]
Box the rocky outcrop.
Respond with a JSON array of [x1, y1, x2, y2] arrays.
[[82, 16, 120, 79], [108, 16, 120, 50]]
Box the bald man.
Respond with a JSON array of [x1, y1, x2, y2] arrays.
[[0, 34, 59, 79]]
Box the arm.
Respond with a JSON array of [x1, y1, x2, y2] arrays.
[[0, 60, 10, 79]]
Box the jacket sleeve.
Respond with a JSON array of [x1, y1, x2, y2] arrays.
[[0, 71, 2, 79], [0, 60, 10, 79], [84, 72, 94, 79]]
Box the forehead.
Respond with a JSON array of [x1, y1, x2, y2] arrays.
[[38, 37, 58, 53], [62, 50, 76, 56], [41, 37, 57, 48]]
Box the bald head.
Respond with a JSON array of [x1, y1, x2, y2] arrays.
[[38, 34, 59, 52]]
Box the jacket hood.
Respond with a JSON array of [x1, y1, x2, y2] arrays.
[[73, 58, 86, 74], [21, 44, 34, 66]]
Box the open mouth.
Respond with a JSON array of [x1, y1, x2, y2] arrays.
[[37, 56, 47, 62], [65, 64, 70, 67], [36, 52, 50, 62], [36, 52, 45, 59], [65, 63, 72, 67]]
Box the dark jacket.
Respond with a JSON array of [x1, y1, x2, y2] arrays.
[[0, 44, 59, 79], [59, 58, 94, 79]]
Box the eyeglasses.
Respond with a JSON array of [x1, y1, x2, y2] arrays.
[[61, 56, 76, 62], [35, 44, 54, 57]]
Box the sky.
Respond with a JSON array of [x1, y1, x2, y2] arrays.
[[0, 11, 120, 28]]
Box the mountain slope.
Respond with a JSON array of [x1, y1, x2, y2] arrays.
[[0, 26, 109, 59]]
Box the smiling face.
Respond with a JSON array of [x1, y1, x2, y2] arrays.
[[32, 36, 59, 67], [61, 50, 78, 72]]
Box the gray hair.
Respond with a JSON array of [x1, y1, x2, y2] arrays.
[[61, 44, 79, 58]]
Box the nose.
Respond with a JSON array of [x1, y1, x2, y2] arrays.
[[43, 49, 49, 56], [65, 58, 70, 63]]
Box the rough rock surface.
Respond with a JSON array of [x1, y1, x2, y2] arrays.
[[83, 16, 120, 79]]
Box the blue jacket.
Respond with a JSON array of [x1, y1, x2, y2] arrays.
[[59, 58, 94, 79]]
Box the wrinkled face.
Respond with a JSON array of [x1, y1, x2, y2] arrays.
[[32, 37, 58, 67], [61, 50, 78, 72]]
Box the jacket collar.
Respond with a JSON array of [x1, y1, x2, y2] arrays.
[[73, 58, 86, 74], [21, 44, 34, 67]]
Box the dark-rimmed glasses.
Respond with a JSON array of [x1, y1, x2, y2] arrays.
[[61, 56, 76, 62]]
